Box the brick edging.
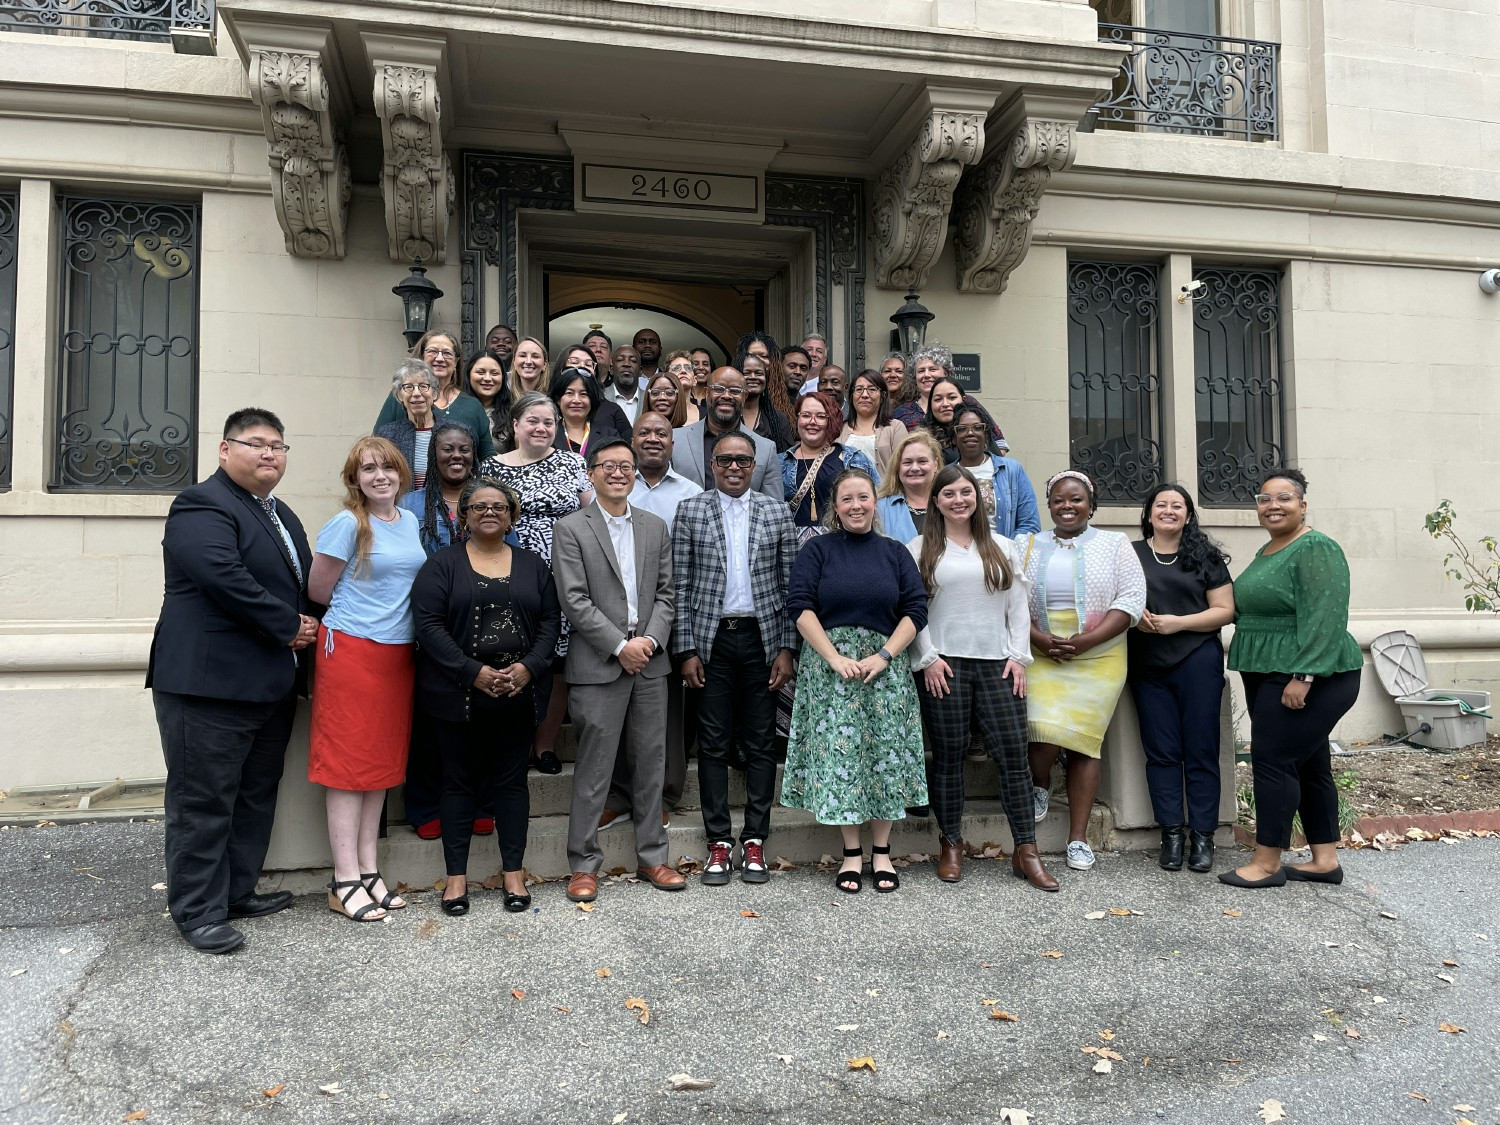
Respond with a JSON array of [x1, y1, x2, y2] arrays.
[[1233, 808, 1500, 848]]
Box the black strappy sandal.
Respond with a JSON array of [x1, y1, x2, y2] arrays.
[[835, 846, 864, 894], [871, 845, 900, 893], [361, 871, 406, 910], [327, 878, 385, 922]]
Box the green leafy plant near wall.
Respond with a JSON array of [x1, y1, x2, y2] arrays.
[[1424, 500, 1500, 614]]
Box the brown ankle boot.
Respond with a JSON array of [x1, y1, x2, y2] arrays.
[[1010, 843, 1059, 892], [937, 836, 963, 883]]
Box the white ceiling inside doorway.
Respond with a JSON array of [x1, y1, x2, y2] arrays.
[[548, 307, 729, 366]]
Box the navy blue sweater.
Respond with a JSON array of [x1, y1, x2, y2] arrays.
[[786, 530, 928, 634]]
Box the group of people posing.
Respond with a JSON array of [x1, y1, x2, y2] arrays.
[[147, 324, 1363, 952]]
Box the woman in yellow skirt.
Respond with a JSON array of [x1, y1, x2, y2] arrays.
[[1017, 470, 1146, 872]]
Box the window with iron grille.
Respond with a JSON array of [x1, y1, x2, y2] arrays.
[[0, 192, 16, 490], [52, 195, 199, 492], [1066, 259, 1164, 504], [1193, 267, 1285, 506]]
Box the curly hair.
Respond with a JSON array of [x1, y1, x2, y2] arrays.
[[1138, 483, 1231, 577]]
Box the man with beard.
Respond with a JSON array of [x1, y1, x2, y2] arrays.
[[817, 363, 848, 408], [669, 367, 782, 501], [484, 324, 517, 366], [605, 344, 646, 423], [633, 328, 663, 381]]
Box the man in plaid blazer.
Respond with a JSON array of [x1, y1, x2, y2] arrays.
[[670, 431, 799, 885]]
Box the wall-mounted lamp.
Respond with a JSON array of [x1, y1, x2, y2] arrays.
[[890, 289, 935, 356], [392, 259, 444, 349]]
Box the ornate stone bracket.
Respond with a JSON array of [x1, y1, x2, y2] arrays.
[[953, 118, 1076, 294], [366, 35, 454, 264], [244, 28, 351, 260], [871, 90, 993, 291]]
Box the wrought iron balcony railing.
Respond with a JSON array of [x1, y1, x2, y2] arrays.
[[1091, 24, 1279, 142], [0, 0, 212, 49]]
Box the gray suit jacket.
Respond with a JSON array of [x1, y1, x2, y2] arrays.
[[670, 489, 799, 666], [552, 502, 674, 685], [669, 420, 784, 502]]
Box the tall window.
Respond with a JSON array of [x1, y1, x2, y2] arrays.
[[0, 192, 16, 490], [1193, 267, 1284, 505], [52, 196, 199, 492], [1067, 259, 1164, 504]]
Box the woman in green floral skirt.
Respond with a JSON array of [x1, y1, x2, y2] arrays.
[[781, 468, 930, 894]]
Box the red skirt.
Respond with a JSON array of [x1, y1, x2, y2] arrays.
[[309, 626, 414, 790]]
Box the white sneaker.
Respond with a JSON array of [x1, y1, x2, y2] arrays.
[[1033, 786, 1050, 822], [1066, 841, 1096, 870]]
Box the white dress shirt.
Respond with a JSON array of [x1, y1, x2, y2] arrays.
[[629, 467, 699, 533], [907, 536, 1033, 669], [608, 386, 643, 424], [598, 502, 639, 657], [718, 490, 755, 616]]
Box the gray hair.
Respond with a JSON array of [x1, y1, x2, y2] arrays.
[[879, 350, 907, 372], [510, 389, 560, 426], [803, 332, 829, 346], [392, 359, 437, 394], [911, 343, 953, 377]]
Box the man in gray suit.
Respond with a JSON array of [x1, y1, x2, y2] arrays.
[[551, 438, 685, 902], [670, 366, 784, 501]]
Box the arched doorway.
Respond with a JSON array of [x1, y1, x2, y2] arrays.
[[547, 274, 762, 364]]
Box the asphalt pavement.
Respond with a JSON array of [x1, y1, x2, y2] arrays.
[[0, 820, 1495, 1125]]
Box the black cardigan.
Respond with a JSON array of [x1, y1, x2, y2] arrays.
[[411, 542, 561, 722]]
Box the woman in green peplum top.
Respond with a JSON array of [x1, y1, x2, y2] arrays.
[[1220, 467, 1363, 889]]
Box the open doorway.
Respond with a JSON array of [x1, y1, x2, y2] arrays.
[[546, 273, 762, 365]]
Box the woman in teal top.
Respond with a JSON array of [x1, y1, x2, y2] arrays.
[[1221, 468, 1362, 890]]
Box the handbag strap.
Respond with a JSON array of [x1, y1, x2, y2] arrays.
[[789, 448, 833, 518]]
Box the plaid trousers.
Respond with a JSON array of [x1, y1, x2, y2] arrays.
[[918, 655, 1034, 846]]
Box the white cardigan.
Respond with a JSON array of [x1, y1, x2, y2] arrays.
[[906, 535, 1033, 670]]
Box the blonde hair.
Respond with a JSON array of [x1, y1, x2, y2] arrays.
[[877, 430, 944, 499], [339, 436, 412, 575], [507, 337, 551, 399]]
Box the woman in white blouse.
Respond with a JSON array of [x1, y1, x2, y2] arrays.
[[1018, 469, 1147, 874], [909, 466, 1056, 890]]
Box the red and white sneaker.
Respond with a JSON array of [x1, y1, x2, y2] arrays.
[[702, 841, 734, 886], [740, 839, 769, 884]]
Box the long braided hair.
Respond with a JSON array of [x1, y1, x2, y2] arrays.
[[417, 419, 479, 553]]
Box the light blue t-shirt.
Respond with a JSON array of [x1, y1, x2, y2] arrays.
[[316, 508, 427, 644]]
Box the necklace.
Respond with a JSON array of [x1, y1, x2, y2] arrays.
[[1149, 538, 1178, 566], [372, 508, 399, 524]]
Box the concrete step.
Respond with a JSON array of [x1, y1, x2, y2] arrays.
[[262, 800, 1117, 894]]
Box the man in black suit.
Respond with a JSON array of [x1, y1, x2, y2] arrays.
[[146, 408, 318, 953]]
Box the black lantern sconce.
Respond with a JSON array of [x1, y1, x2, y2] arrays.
[[889, 289, 935, 356], [392, 259, 444, 350]]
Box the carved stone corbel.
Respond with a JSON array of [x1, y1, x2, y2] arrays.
[[366, 36, 453, 264], [871, 93, 992, 291], [953, 118, 1075, 294], [246, 35, 351, 260]]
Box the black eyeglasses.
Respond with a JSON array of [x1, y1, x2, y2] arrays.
[[713, 454, 756, 467], [226, 437, 291, 455], [467, 503, 511, 515]]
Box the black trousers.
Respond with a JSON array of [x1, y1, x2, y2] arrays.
[[1242, 669, 1361, 848], [698, 620, 778, 844], [432, 694, 535, 875], [404, 708, 493, 826], [918, 656, 1033, 846], [154, 689, 296, 931], [1130, 638, 1225, 833]]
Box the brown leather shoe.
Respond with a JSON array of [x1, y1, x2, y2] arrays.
[[937, 836, 963, 883], [661, 810, 670, 828], [598, 809, 624, 831], [1011, 843, 1059, 892], [637, 863, 687, 891], [566, 871, 598, 902]]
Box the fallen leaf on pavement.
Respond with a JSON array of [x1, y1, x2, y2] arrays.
[[416, 919, 438, 940], [1344, 1027, 1361, 1039], [980, 999, 999, 1007], [740, 910, 761, 918], [555, 1006, 572, 1013], [773, 1054, 793, 1065], [1456, 1119, 1479, 1125], [613, 1114, 628, 1124], [1437, 973, 1455, 983], [9, 968, 26, 977], [608, 865, 629, 876], [124, 1113, 148, 1122], [261, 1084, 285, 1098], [318, 1083, 343, 1096], [847, 1057, 877, 1072], [1454, 1106, 1477, 1113], [481, 872, 504, 890], [1257, 1099, 1286, 1123], [1439, 1023, 1466, 1035], [510, 989, 525, 1001], [999, 1109, 1032, 1125], [836, 1023, 859, 1031], [1406, 1092, 1429, 1102], [1080, 1046, 1099, 1055], [151, 882, 166, 891], [936, 1031, 950, 1040], [625, 998, 651, 1025], [1083, 910, 1106, 920], [1379, 911, 1399, 920], [1092, 1059, 1112, 1074], [1099, 1048, 1124, 1062], [1098, 1029, 1116, 1041], [58, 948, 73, 955], [1222, 909, 1242, 918], [866, 989, 881, 996], [772, 856, 798, 870], [990, 1010, 1019, 1023], [596, 967, 612, 978], [1442, 959, 1458, 967], [1107, 907, 1132, 916], [577, 902, 595, 913], [1040, 951, 1064, 959], [1221, 1057, 1242, 1064], [667, 1073, 716, 1091]]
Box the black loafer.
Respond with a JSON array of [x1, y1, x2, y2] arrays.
[[441, 894, 470, 916], [1217, 867, 1287, 889], [227, 890, 293, 919], [905, 805, 931, 818], [1283, 864, 1344, 885], [180, 921, 244, 954], [533, 751, 563, 775], [503, 891, 532, 913]]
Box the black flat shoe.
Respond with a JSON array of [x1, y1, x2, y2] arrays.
[[226, 890, 293, 918], [1187, 831, 1215, 873], [871, 844, 900, 893], [1283, 864, 1344, 885], [905, 805, 931, 818], [533, 751, 562, 775], [835, 846, 864, 895], [180, 921, 244, 954], [1159, 825, 1185, 871], [503, 890, 532, 912], [441, 894, 470, 916], [1217, 868, 1288, 889]]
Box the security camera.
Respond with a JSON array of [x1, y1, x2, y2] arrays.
[[1481, 269, 1500, 294], [1176, 279, 1207, 303]]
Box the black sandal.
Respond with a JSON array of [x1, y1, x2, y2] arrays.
[[326, 878, 385, 922], [871, 845, 900, 893], [361, 871, 406, 910], [835, 846, 864, 895]]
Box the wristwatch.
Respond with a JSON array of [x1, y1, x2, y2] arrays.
[[1291, 673, 1315, 683], [878, 646, 894, 663]]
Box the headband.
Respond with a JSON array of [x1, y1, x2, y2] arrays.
[[1046, 469, 1095, 496]]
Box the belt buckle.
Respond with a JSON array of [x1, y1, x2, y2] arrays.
[[724, 618, 740, 631]]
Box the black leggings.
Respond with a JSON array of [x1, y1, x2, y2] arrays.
[[432, 694, 535, 875], [1242, 670, 1360, 849]]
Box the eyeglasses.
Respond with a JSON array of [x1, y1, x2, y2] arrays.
[[1254, 492, 1300, 505], [713, 454, 756, 467], [423, 348, 456, 360], [648, 387, 677, 398], [467, 503, 511, 516], [592, 460, 636, 476], [952, 423, 987, 435], [852, 386, 880, 397], [226, 437, 291, 455], [399, 383, 433, 394], [708, 385, 745, 399], [796, 412, 827, 423]]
